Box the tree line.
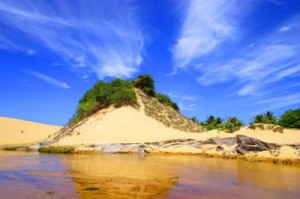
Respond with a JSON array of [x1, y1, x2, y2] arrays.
[[191, 108, 300, 133]]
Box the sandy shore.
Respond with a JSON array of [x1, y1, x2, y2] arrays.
[[44, 104, 300, 165], [53, 106, 300, 146], [0, 117, 61, 146]]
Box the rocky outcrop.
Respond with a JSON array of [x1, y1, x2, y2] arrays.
[[38, 135, 299, 165], [236, 135, 280, 155]]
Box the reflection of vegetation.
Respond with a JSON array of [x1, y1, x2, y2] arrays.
[[279, 108, 300, 129], [38, 146, 75, 154]]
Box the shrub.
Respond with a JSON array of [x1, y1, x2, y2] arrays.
[[252, 111, 277, 124], [202, 115, 225, 130], [133, 75, 155, 96], [70, 79, 137, 125], [154, 92, 179, 111], [112, 89, 137, 107], [278, 108, 300, 129], [224, 116, 244, 133]]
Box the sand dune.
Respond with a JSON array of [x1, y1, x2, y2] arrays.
[[53, 104, 300, 146], [0, 117, 61, 145]]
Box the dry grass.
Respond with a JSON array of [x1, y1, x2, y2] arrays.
[[136, 90, 204, 133]]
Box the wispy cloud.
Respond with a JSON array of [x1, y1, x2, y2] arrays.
[[172, 0, 249, 70], [0, 0, 144, 79], [253, 92, 300, 110], [0, 33, 35, 55], [196, 16, 300, 97], [167, 91, 197, 101], [25, 70, 70, 89], [178, 102, 196, 111]]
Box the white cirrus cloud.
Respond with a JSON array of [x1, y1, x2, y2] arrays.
[[25, 70, 70, 89], [0, 0, 144, 79], [197, 18, 300, 97], [172, 0, 250, 70]]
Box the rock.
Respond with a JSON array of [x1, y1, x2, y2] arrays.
[[101, 144, 134, 153], [236, 135, 279, 155], [209, 137, 237, 146], [216, 145, 224, 151], [138, 145, 153, 154]]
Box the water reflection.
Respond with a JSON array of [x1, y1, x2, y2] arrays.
[[1, 152, 300, 199], [62, 154, 300, 199]]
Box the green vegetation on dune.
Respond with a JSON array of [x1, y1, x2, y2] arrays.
[[70, 78, 137, 125], [250, 109, 300, 129], [192, 115, 244, 133], [133, 75, 179, 111], [69, 74, 179, 125], [279, 108, 300, 129], [252, 111, 277, 124]]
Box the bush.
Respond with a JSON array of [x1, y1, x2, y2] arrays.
[[112, 89, 137, 107], [133, 75, 155, 96], [252, 111, 277, 124], [224, 116, 244, 133], [202, 115, 225, 130], [154, 92, 179, 111], [279, 108, 300, 129], [70, 79, 137, 125], [69, 74, 180, 125]]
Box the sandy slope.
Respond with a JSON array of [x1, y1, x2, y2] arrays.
[[55, 105, 300, 146], [0, 117, 61, 145]]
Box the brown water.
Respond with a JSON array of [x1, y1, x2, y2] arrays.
[[0, 151, 300, 199]]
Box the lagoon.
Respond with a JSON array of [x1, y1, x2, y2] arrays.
[[0, 151, 299, 198]]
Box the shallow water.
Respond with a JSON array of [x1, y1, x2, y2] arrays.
[[0, 151, 300, 198]]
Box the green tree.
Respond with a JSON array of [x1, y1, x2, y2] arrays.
[[133, 74, 155, 96], [253, 114, 264, 123], [279, 108, 300, 129], [203, 115, 225, 130], [224, 116, 244, 133], [252, 111, 277, 124]]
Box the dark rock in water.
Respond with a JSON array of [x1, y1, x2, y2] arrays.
[[236, 135, 280, 155]]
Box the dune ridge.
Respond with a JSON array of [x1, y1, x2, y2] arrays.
[[0, 117, 61, 145]]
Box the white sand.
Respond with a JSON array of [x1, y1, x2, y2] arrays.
[[56, 105, 300, 146], [0, 117, 61, 145]]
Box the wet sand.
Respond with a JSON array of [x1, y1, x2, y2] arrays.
[[1, 151, 300, 198]]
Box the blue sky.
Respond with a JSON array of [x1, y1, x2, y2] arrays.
[[0, 0, 300, 125]]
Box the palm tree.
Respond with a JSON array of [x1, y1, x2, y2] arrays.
[[264, 111, 277, 124], [224, 116, 244, 133], [205, 115, 216, 125]]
